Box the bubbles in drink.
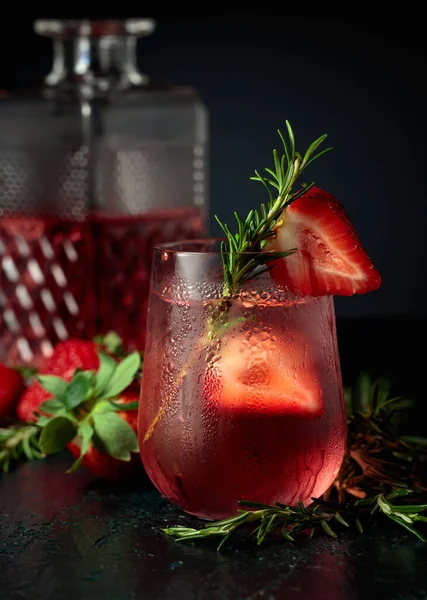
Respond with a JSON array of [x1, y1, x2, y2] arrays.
[[140, 283, 346, 519]]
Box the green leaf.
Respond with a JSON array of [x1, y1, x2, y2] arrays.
[[109, 400, 139, 411], [302, 134, 328, 166], [102, 352, 141, 399], [35, 415, 53, 427], [13, 365, 38, 380], [92, 411, 138, 461], [380, 398, 414, 413], [285, 120, 295, 159], [281, 526, 295, 542], [91, 399, 115, 414], [334, 512, 350, 527], [355, 372, 372, 415], [38, 398, 66, 414], [303, 146, 333, 169], [251, 172, 273, 203], [98, 331, 125, 355], [63, 371, 92, 410], [388, 504, 427, 514], [355, 518, 364, 533], [39, 417, 77, 455], [67, 420, 94, 473], [94, 351, 118, 395], [414, 515, 427, 523], [386, 513, 427, 542], [277, 128, 290, 165], [320, 520, 337, 538], [38, 375, 68, 398], [257, 514, 277, 545], [401, 435, 427, 447], [344, 387, 353, 416], [386, 488, 413, 499]]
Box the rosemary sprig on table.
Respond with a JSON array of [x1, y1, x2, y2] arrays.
[[333, 373, 427, 500], [0, 424, 42, 473], [215, 121, 332, 295], [165, 490, 427, 550], [164, 374, 427, 549]]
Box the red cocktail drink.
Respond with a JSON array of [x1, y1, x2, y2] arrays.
[[139, 241, 346, 519]]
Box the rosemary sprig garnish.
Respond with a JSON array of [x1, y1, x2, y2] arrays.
[[215, 121, 332, 295], [0, 424, 42, 473], [164, 374, 427, 549]]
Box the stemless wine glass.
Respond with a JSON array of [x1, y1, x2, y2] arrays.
[[139, 240, 346, 520]]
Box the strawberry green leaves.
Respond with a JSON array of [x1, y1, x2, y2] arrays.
[[63, 371, 93, 410], [94, 352, 117, 395], [34, 349, 141, 468], [39, 417, 77, 455], [94, 351, 141, 398], [36, 351, 141, 420], [94, 331, 126, 357], [39, 398, 66, 413], [67, 420, 94, 473], [36, 372, 93, 415], [93, 412, 139, 461], [1, 339, 142, 476], [38, 375, 68, 398], [13, 365, 38, 380], [102, 352, 141, 399], [109, 400, 139, 411]]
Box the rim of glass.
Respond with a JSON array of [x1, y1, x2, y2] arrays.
[[154, 238, 275, 257]]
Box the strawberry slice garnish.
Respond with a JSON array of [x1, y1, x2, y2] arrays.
[[265, 187, 381, 296], [204, 331, 323, 417]]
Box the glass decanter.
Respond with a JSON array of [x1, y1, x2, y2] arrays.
[[0, 19, 208, 366]]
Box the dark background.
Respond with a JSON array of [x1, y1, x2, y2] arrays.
[[1, 10, 426, 408], [1, 19, 427, 593], [1, 10, 425, 320]]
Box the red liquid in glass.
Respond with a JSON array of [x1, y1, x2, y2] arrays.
[[0, 207, 203, 365], [140, 292, 346, 519]]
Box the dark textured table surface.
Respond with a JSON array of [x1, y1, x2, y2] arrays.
[[1, 454, 427, 600], [1, 317, 427, 600]]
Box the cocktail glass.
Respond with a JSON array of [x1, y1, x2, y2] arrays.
[[139, 240, 346, 520]]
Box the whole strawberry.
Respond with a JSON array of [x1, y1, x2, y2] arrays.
[[34, 350, 142, 480], [17, 339, 100, 423], [44, 339, 100, 380], [67, 384, 141, 480], [0, 364, 24, 422]]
